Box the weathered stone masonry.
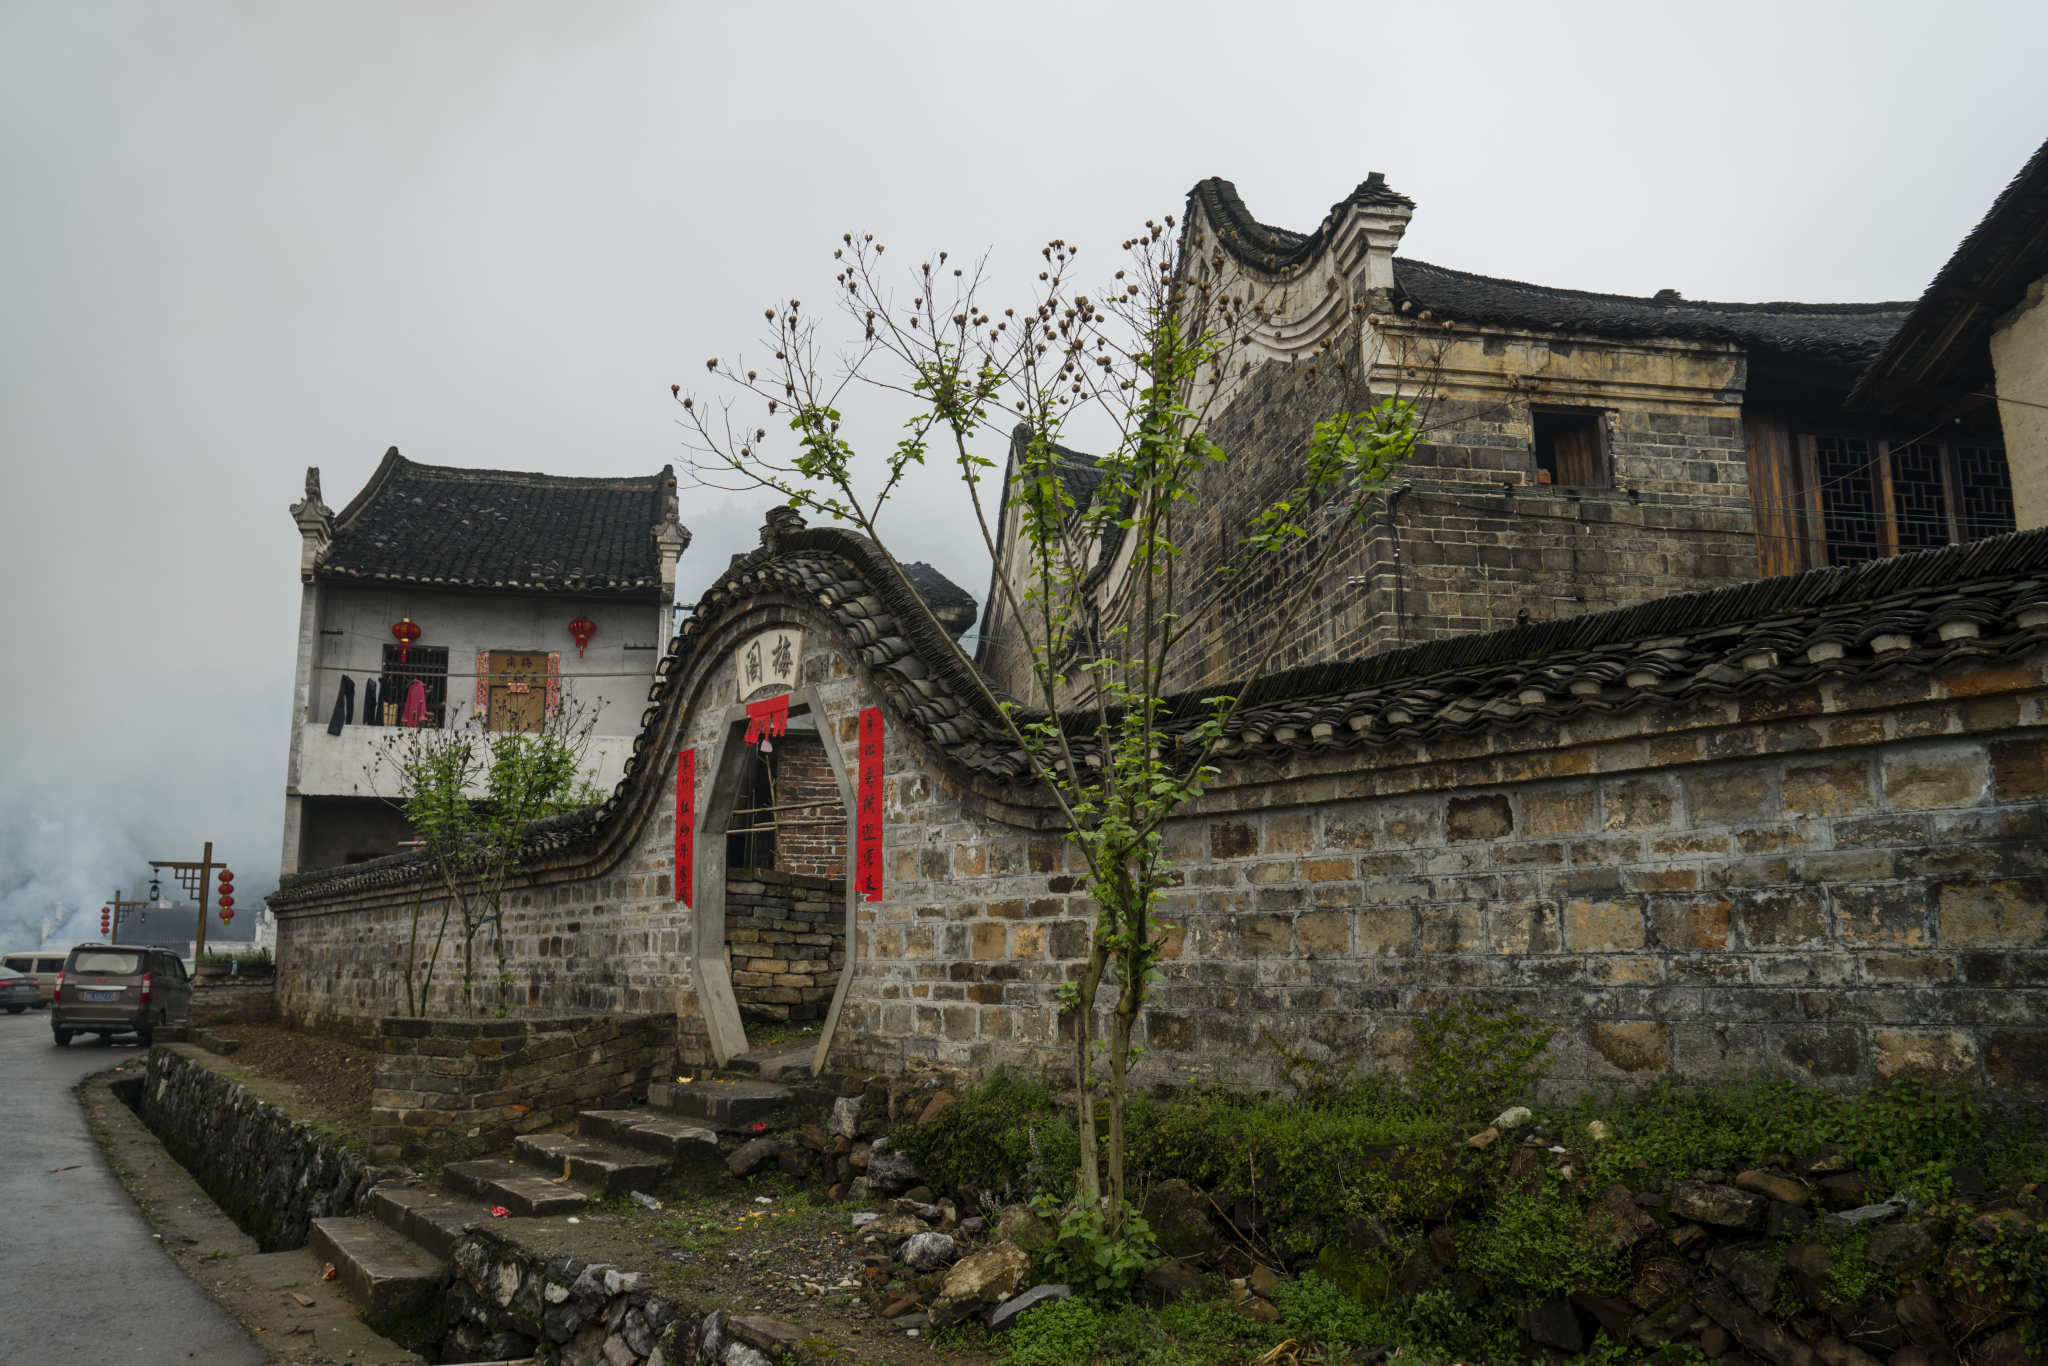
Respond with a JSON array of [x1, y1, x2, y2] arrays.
[[269, 520, 2048, 1105]]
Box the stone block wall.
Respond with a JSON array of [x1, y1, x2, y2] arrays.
[[369, 1014, 675, 1161], [980, 346, 1762, 704], [832, 656, 2048, 1104], [270, 587, 2048, 1108], [140, 1043, 366, 1251], [727, 868, 846, 1023], [187, 977, 277, 1026]]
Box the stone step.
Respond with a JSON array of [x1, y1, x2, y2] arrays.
[[577, 1110, 724, 1169], [646, 1075, 795, 1131], [511, 1133, 666, 1195], [443, 1158, 589, 1218], [369, 1186, 494, 1260], [307, 1215, 446, 1328], [726, 1039, 817, 1080]]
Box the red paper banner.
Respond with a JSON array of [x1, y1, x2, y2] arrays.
[[744, 694, 789, 747], [855, 707, 884, 902], [675, 747, 695, 907]]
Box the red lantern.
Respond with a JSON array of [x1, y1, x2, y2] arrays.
[[101, 907, 111, 936], [391, 617, 422, 662], [220, 907, 233, 924], [567, 616, 596, 658]]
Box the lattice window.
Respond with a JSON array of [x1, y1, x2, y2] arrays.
[[1815, 437, 1883, 565], [1956, 445, 2016, 542], [1888, 443, 1951, 552]]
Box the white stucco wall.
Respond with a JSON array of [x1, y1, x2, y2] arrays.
[[304, 584, 663, 740], [1990, 275, 2048, 531], [291, 721, 635, 800]]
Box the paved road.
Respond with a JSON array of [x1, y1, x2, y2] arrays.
[[0, 1010, 269, 1365]]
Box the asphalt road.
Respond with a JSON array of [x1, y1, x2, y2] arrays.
[[0, 1009, 269, 1365]]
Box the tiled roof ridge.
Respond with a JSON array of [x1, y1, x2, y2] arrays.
[[271, 523, 2048, 907], [1189, 174, 1414, 275], [1847, 135, 2048, 411], [1395, 257, 1914, 320], [315, 446, 678, 595]]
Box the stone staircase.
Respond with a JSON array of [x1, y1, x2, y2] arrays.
[[306, 1040, 870, 1328]]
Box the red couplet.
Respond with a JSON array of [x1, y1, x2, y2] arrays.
[[855, 708, 884, 902], [675, 747, 696, 907]]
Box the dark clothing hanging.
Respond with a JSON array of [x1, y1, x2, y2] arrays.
[[327, 676, 355, 735], [363, 677, 381, 726]]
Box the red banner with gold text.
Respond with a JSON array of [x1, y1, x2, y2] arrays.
[[675, 747, 695, 907], [855, 708, 884, 902]]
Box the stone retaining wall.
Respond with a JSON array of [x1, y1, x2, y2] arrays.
[[369, 1014, 676, 1162], [187, 977, 277, 1026], [727, 868, 846, 1023], [138, 1043, 365, 1252]]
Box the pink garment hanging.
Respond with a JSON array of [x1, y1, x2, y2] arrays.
[[401, 678, 428, 728]]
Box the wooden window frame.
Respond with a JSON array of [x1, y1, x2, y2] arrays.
[[1790, 435, 2010, 569], [1530, 406, 1611, 490]]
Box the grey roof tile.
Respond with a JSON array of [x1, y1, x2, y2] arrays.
[[318, 447, 676, 596]]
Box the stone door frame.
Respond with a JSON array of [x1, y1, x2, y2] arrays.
[[689, 684, 859, 1074]]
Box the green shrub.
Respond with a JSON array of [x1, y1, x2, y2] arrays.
[[1408, 998, 1554, 1130], [1574, 1078, 1981, 1198], [1461, 1185, 1629, 1297], [1270, 1271, 1395, 1353], [1000, 1293, 1102, 1366], [890, 1071, 1060, 1199], [1981, 1215, 2048, 1352], [1126, 1077, 1452, 1260]]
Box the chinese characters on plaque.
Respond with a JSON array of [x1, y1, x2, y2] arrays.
[[737, 628, 804, 695], [855, 707, 884, 903]]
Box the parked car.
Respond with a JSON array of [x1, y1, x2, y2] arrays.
[[0, 953, 65, 1007], [0, 968, 40, 1014], [50, 944, 192, 1044]]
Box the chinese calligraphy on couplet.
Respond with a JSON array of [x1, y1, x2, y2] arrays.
[[674, 747, 695, 907], [855, 708, 884, 902]]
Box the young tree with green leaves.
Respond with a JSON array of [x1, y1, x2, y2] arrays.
[[677, 215, 1429, 1236], [370, 697, 606, 1016]]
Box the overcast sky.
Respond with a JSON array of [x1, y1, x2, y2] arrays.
[[2, 0, 2044, 951]]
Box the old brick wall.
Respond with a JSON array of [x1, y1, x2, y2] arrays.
[[725, 868, 846, 1023], [772, 730, 846, 878]]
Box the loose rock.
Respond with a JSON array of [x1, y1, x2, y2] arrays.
[[1672, 1180, 1768, 1230], [1142, 1179, 1220, 1259], [984, 1283, 1071, 1332], [929, 1241, 1030, 1327], [995, 1205, 1056, 1252], [1584, 1183, 1663, 1254], [727, 1137, 787, 1177], [1864, 1219, 1949, 1273], [1735, 1170, 1810, 1207], [900, 1231, 960, 1272]]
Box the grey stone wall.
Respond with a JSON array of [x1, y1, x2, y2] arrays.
[[726, 868, 846, 1023], [271, 599, 2048, 1105], [369, 1014, 674, 1162], [139, 1043, 366, 1251], [1133, 366, 1760, 698]]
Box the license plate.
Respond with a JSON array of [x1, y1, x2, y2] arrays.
[[82, 991, 117, 1002]]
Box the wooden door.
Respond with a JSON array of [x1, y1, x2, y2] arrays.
[[488, 651, 547, 733]]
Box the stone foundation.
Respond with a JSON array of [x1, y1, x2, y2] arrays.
[[138, 1044, 365, 1252], [369, 1014, 675, 1162]]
